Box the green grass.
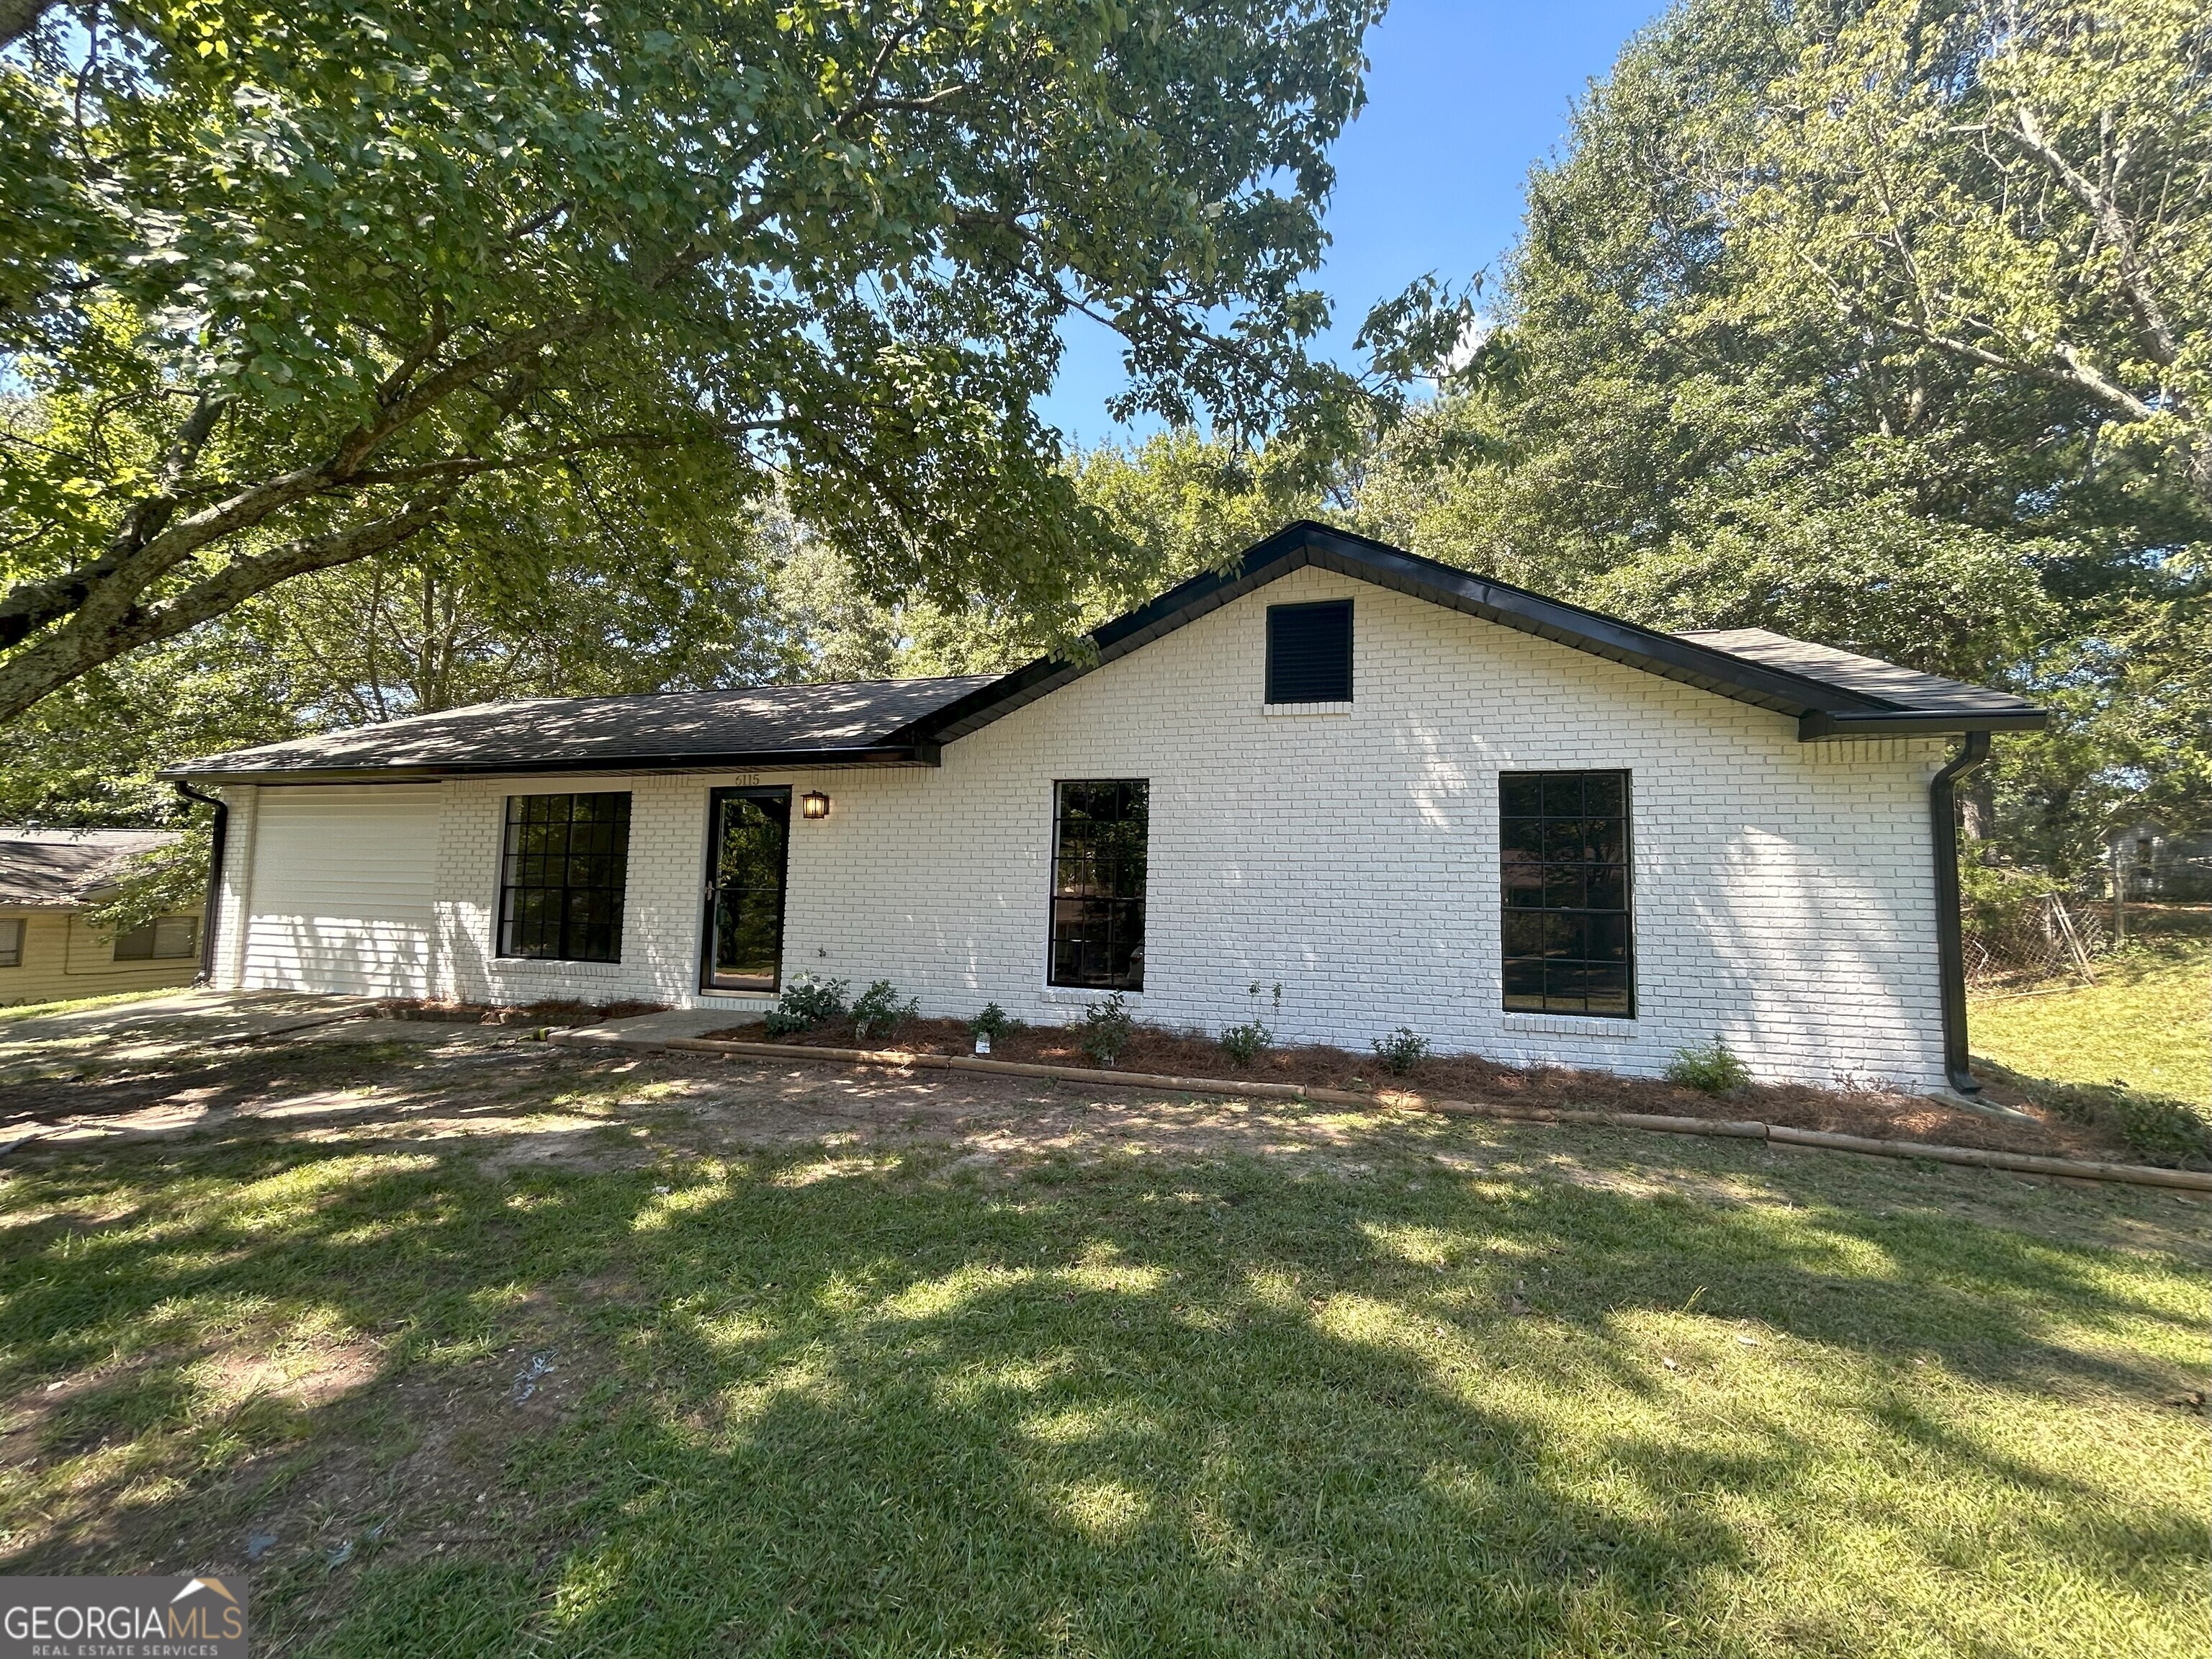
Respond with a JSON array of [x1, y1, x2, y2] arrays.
[[1, 1053, 2206, 1656], [0, 986, 185, 1022], [1972, 943, 2209, 1110]]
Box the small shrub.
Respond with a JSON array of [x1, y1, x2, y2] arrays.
[[1219, 1020, 1272, 1066], [1219, 980, 1282, 1067], [1078, 993, 1133, 1066], [763, 975, 849, 1036], [1371, 1027, 1430, 1075], [969, 1002, 1020, 1043], [2113, 1094, 2212, 1167], [850, 979, 920, 1042], [1667, 1037, 1750, 1095]]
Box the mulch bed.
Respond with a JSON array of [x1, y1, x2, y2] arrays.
[[706, 1015, 2123, 1164]]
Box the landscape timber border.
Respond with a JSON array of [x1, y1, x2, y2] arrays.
[[547, 1030, 2212, 1194]]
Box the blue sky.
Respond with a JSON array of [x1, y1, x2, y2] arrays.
[[1040, 0, 1665, 445]]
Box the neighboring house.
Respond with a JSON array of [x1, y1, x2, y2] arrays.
[[2108, 820, 2212, 904], [0, 827, 204, 1006], [165, 523, 2044, 1092]]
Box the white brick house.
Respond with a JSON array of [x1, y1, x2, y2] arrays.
[[167, 524, 2044, 1091]]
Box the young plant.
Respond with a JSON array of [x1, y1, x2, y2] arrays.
[[850, 979, 920, 1043], [1667, 1037, 1751, 1095], [763, 975, 850, 1037], [968, 1002, 1019, 1052], [1219, 980, 1282, 1067], [1078, 993, 1134, 1066], [1371, 1026, 1430, 1075]]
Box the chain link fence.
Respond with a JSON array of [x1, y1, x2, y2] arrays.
[[1963, 892, 2109, 990]]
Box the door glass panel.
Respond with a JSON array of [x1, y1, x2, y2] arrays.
[[705, 791, 788, 990]]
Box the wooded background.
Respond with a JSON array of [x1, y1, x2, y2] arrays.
[[2, 0, 2203, 931]]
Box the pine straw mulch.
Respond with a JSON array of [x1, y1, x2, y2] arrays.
[[702, 1017, 2127, 1165]]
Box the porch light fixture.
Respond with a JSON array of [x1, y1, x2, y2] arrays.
[[801, 791, 831, 820]]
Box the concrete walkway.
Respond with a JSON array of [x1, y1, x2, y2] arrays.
[[558, 1006, 765, 1046]]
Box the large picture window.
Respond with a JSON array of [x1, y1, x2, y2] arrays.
[[498, 792, 632, 963], [1049, 780, 1148, 990], [1501, 770, 1633, 1017]]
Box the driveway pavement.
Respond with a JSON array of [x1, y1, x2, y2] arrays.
[[0, 989, 382, 1084]]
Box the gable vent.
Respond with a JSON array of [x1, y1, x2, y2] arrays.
[[1266, 600, 1352, 703]]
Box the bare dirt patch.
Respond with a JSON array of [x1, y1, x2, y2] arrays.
[[378, 996, 668, 1028], [704, 1016, 2136, 1164]]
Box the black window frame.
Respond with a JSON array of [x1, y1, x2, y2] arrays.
[[1500, 769, 1635, 1018], [112, 914, 199, 961], [496, 791, 633, 963], [0, 917, 22, 968], [1265, 599, 1354, 704], [1048, 778, 1149, 991]]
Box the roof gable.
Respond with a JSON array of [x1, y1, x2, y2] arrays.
[[888, 522, 2046, 748]]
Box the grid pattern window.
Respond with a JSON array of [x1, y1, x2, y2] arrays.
[[1266, 601, 1352, 703], [498, 793, 632, 963], [112, 915, 198, 961], [0, 918, 21, 967], [1049, 780, 1148, 990], [1501, 770, 1633, 1017]]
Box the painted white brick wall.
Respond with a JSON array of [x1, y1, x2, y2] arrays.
[[211, 567, 1955, 1087]]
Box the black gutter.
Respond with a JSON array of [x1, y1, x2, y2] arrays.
[[1930, 732, 1992, 1094], [173, 780, 228, 986], [158, 744, 940, 788], [1800, 709, 2047, 739]]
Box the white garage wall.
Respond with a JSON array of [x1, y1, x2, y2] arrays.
[[238, 784, 440, 997], [210, 567, 1954, 1087]]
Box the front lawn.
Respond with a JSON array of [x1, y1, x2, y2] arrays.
[[1, 1036, 2206, 1657]]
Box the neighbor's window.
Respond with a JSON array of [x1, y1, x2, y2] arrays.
[[112, 915, 198, 961], [1501, 770, 1633, 1017], [1266, 600, 1352, 703], [498, 792, 632, 963], [0, 918, 22, 968], [1049, 780, 1148, 990]]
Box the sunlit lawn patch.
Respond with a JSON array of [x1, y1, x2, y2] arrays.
[[1, 1062, 2205, 1658], [1972, 941, 2210, 1108]]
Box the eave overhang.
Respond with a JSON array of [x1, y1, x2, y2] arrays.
[[158, 744, 943, 787]]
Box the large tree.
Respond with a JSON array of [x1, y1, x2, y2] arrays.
[[1352, 0, 2207, 878], [0, 0, 1436, 724]]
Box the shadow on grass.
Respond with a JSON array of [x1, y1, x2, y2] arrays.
[[1, 1076, 2206, 1655]]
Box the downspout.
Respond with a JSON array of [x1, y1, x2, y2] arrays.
[[1930, 732, 1991, 1094], [173, 781, 228, 986]]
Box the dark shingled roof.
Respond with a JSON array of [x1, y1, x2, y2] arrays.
[[1674, 629, 2041, 727], [166, 525, 2044, 782], [166, 678, 997, 783], [0, 828, 179, 909]]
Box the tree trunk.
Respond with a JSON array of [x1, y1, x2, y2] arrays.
[[0, 0, 55, 50], [1960, 776, 1996, 843]]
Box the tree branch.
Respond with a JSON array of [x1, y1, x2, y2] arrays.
[[2004, 105, 2180, 369], [0, 490, 462, 724]]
